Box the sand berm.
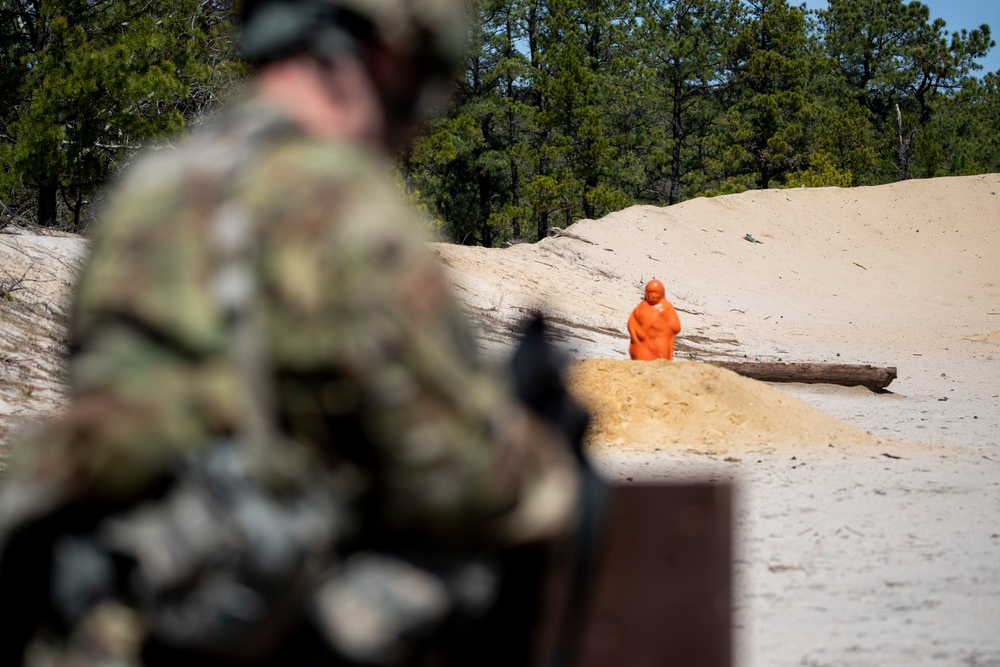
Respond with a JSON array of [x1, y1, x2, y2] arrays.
[[2, 174, 999, 665]]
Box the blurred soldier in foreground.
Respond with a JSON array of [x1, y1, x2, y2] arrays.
[[0, 1, 585, 664], [627, 279, 682, 361]]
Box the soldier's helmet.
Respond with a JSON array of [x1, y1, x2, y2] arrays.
[[239, 0, 466, 78]]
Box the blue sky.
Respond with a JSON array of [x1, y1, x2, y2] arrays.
[[800, 0, 1000, 75]]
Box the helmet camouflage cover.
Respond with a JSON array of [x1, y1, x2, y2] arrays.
[[240, 0, 466, 73]]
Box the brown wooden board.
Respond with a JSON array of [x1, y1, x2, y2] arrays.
[[570, 484, 732, 667]]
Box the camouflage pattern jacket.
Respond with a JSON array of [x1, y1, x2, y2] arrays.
[[0, 102, 579, 666]]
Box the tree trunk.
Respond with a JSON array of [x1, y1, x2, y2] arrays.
[[583, 171, 597, 220], [537, 210, 549, 240], [478, 174, 492, 247], [669, 74, 683, 205], [709, 361, 897, 391], [37, 183, 58, 227], [895, 103, 912, 181]]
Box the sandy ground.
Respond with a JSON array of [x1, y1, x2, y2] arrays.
[[0, 227, 85, 466], [435, 174, 1000, 666], [2, 174, 999, 665]]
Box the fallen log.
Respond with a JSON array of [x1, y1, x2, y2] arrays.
[[709, 361, 897, 391]]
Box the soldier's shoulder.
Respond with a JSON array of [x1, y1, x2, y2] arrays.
[[100, 147, 192, 225], [98, 103, 310, 225], [246, 129, 415, 243], [255, 130, 396, 203]]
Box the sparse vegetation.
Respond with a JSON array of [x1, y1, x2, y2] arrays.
[[0, 269, 27, 302]]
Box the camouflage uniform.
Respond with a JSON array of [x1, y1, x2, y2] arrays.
[[0, 101, 579, 665]]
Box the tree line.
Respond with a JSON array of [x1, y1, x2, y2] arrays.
[[409, 0, 996, 246], [1, 0, 996, 239], [0, 0, 243, 230]]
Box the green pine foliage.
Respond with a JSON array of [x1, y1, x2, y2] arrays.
[[0, 0, 996, 240], [635, 0, 741, 204], [817, 0, 994, 180], [408, 0, 997, 246], [0, 0, 243, 230]]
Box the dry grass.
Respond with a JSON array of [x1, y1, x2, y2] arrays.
[[0, 268, 28, 302]]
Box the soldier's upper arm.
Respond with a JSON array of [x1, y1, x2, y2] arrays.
[[258, 145, 578, 542]]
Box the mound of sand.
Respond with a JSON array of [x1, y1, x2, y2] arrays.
[[437, 174, 1000, 366], [437, 173, 1000, 450], [568, 359, 879, 454], [2, 174, 999, 455], [2, 176, 999, 664]]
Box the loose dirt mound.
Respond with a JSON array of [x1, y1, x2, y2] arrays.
[[568, 359, 880, 454]]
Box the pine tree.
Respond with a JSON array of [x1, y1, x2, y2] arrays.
[[524, 0, 641, 236], [401, 0, 997, 240], [911, 72, 1000, 177], [408, 0, 531, 246], [0, 0, 239, 229], [636, 0, 739, 204], [818, 0, 994, 180], [710, 0, 816, 190]]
